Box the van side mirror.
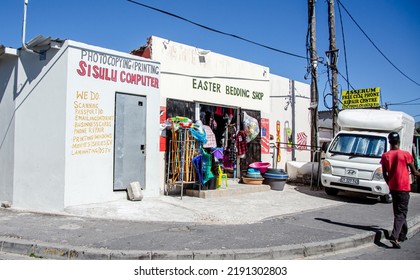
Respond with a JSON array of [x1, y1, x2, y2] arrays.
[[321, 141, 330, 153]]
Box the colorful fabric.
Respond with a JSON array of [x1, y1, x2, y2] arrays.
[[202, 125, 217, 148], [296, 132, 308, 150], [215, 106, 223, 116], [236, 130, 247, 156], [201, 149, 214, 184], [227, 126, 237, 162], [228, 139, 236, 162], [380, 149, 414, 191]]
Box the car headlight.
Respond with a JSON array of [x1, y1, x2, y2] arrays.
[[373, 167, 384, 181], [322, 160, 332, 174]]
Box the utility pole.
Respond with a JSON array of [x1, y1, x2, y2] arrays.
[[327, 0, 339, 136], [308, 0, 319, 160], [290, 80, 296, 161]]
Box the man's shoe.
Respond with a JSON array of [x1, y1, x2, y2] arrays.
[[399, 236, 408, 242], [390, 239, 401, 249]]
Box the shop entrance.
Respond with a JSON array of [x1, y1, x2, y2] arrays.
[[239, 109, 261, 175], [163, 98, 263, 191], [113, 93, 147, 191], [197, 104, 238, 187], [199, 104, 238, 149]]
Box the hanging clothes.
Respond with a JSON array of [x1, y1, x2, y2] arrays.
[[236, 130, 247, 157], [202, 125, 217, 148], [227, 125, 237, 162], [215, 106, 223, 116]]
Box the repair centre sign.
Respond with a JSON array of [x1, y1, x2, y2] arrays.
[[341, 87, 380, 109]]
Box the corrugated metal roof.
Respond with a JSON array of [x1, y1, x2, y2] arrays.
[[26, 35, 52, 49], [24, 35, 64, 51]]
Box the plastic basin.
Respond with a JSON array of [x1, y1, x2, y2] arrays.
[[263, 171, 288, 191], [249, 162, 271, 174]]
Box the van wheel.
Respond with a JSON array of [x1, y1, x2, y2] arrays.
[[380, 194, 392, 203], [325, 187, 339, 196]]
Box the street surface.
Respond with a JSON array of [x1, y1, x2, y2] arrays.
[[315, 231, 420, 260], [2, 231, 419, 260], [1, 184, 419, 260]]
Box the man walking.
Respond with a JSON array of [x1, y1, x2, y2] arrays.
[[381, 132, 420, 248]]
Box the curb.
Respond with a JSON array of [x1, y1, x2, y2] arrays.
[[2, 216, 420, 260]]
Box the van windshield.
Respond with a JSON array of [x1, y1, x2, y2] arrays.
[[329, 133, 387, 158]]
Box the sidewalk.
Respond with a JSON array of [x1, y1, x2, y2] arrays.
[[1, 183, 420, 260]]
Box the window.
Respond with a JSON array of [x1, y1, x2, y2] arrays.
[[329, 133, 387, 158], [166, 98, 195, 120]]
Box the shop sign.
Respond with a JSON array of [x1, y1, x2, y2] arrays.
[[341, 87, 380, 109], [76, 49, 160, 88], [192, 78, 265, 101], [260, 118, 270, 154]]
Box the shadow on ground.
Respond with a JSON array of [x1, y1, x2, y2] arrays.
[[288, 181, 380, 206], [314, 217, 394, 249]]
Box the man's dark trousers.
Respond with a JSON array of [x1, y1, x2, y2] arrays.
[[390, 190, 410, 241]]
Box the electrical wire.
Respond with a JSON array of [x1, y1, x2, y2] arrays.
[[320, 58, 356, 91], [385, 97, 420, 108], [389, 97, 420, 105], [322, 80, 333, 110], [336, 0, 350, 91], [336, 0, 420, 88], [127, 0, 307, 60], [388, 103, 420, 106]]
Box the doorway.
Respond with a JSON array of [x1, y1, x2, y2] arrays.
[[113, 93, 147, 191]]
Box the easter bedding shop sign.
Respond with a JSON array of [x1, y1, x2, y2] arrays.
[[341, 87, 380, 109], [192, 78, 265, 101]]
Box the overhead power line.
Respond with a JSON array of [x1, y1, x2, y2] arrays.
[[127, 0, 307, 60], [394, 97, 420, 105], [337, 0, 350, 91], [336, 0, 420, 88], [385, 97, 420, 108]]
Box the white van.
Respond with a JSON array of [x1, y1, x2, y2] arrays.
[[321, 109, 415, 203]]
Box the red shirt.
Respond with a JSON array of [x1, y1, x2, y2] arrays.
[[380, 149, 413, 192]]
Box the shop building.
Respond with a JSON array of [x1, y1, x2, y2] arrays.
[[0, 37, 161, 211], [132, 36, 311, 192], [1, 34, 312, 212]]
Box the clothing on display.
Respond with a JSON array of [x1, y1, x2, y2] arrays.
[[202, 125, 217, 148], [236, 130, 247, 157]]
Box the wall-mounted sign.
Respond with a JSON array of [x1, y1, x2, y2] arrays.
[[76, 49, 159, 88], [341, 87, 380, 109], [192, 78, 265, 101]]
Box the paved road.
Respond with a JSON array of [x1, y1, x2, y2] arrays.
[[1, 184, 420, 260], [0, 252, 37, 260], [315, 230, 420, 260]]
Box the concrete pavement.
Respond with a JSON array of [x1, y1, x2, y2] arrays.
[[1, 183, 420, 260]]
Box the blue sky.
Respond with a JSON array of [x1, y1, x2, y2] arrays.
[[2, 0, 419, 119]]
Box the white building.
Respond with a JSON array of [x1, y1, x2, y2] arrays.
[[0, 37, 161, 211], [0, 35, 311, 212], [133, 36, 311, 191]]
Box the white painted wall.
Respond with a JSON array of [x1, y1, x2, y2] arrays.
[[0, 48, 19, 203], [294, 80, 312, 160], [2, 40, 161, 211], [13, 47, 68, 210], [149, 36, 270, 112], [65, 41, 161, 206], [146, 36, 271, 190], [269, 75, 311, 170]]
